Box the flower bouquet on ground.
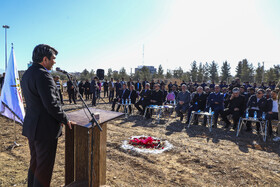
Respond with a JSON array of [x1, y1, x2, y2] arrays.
[[121, 135, 173, 154]]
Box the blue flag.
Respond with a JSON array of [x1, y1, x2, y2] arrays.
[[0, 46, 25, 124]]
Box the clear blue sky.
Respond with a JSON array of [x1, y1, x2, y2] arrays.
[[0, 0, 280, 75]]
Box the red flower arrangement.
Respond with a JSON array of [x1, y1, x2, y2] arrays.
[[128, 136, 164, 149]]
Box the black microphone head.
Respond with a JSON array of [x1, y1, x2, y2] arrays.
[[56, 67, 61, 72]]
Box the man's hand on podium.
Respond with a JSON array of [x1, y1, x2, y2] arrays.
[[62, 120, 77, 129]]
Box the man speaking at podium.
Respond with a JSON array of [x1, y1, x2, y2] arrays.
[[22, 44, 76, 187]]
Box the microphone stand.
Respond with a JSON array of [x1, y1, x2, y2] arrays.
[[64, 72, 102, 187]]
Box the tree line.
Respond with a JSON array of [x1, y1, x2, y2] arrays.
[[54, 59, 280, 84]]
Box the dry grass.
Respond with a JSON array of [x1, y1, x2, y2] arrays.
[[0, 96, 280, 187]]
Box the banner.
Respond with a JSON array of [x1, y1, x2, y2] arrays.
[[0, 46, 25, 124]]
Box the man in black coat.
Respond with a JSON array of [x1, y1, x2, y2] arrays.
[[114, 79, 121, 93], [90, 77, 98, 106], [78, 80, 84, 99], [128, 84, 138, 114], [67, 77, 76, 104], [103, 79, 109, 97], [221, 87, 246, 129], [187, 86, 207, 125], [146, 83, 164, 118], [246, 89, 269, 132], [135, 83, 152, 115], [84, 79, 90, 100], [111, 83, 130, 112], [22, 44, 76, 187]]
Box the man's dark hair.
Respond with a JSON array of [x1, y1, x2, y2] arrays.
[[32, 44, 58, 63]]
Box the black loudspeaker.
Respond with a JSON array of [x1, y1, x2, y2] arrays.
[[96, 69, 104, 80]]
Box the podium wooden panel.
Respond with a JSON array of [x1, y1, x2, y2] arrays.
[[65, 108, 123, 187]]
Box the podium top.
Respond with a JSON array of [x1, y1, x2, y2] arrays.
[[66, 108, 124, 128]]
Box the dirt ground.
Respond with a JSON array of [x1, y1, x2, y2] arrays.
[[0, 96, 280, 187]]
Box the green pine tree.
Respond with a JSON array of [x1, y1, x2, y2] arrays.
[[220, 61, 231, 82]]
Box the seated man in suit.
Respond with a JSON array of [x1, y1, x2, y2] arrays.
[[266, 90, 278, 136], [128, 84, 138, 114], [203, 85, 224, 127], [111, 83, 129, 112], [221, 87, 246, 129], [187, 86, 207, 125], [146, 83, 164, 119], [135, 83, 152, 115], [246, 89, 269, 133], [175, 84, 191, 121]]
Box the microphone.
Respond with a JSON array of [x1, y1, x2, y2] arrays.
[[56, 67, 68, 74]]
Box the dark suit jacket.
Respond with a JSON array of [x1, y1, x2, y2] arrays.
[[115, 82, 121, 92], [247, 95, 269, 112], [128, 90, 137, 104], [22, 63, 68, 141], [139, 89, 152, 103], [67, 80, 74, 93], [117, 89, 130, 100], [191, 92, 208, 111], [84, 81, 90, 93], [228, 95, 246, 114], [207, 92, 224, 110], [90, 80, 97, 94], [150, 90, 164, 105]]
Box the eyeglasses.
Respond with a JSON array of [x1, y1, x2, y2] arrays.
[[257, 92, 263, 94]]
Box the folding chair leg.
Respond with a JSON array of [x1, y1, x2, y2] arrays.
[[236, 118, 243, 137], [124, 106, 128, 118], [188, 112, 194, 128], [157, 108, 162, 123], [144, 107, 148, 117], [263, 121, 267, 142], [209, 116, 212, 132]]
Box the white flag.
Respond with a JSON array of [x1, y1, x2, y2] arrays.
[[0, 46, 25, 124]]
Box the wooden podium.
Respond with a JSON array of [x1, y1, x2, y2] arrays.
[[65, 108, 123, 187]]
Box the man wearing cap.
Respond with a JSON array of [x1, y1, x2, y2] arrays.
[[221, 87, 246, 129]]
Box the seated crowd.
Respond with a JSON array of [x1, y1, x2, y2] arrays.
[[106, 78, 279, 137]]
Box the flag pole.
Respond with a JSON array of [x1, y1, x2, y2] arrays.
[[11, 43, 21, 149], [11, 114, 21, 149]]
